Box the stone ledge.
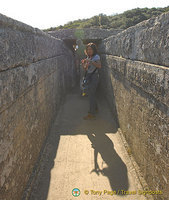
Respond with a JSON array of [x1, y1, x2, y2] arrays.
[[99, 12, 169, 67], [0, 13, 68, 72], [48, 28, 123, 40], [101, 54, 169, 108]]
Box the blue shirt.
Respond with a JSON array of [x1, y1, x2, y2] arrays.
[[87, 54, 100, 74]]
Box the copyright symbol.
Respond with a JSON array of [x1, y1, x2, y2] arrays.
[[84, 190, 89, 195]]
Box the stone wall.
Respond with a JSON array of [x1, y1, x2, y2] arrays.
[[0, 14, 77, 200], [99, 12, 169, 67], [99, 12, 169, 200], [48, 28, 123, 41]]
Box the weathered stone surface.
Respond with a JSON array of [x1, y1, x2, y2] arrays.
[[48, 28, 122, 41], [1, 9, 169, 200], [0, 13, 70, 72], [99, 54, 169, 200], [104, 55, 169, 107], [98, 13, 169, 199], [99, 12, 169, 67], [0, 14, 77, 200]]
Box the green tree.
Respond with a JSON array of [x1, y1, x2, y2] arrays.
[[43, 6, 169, 31]]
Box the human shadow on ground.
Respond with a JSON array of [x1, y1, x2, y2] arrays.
[[25, 85, 128, 199], [87, 131, 129, 195]]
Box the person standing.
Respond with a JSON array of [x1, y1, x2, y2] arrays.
[[81, 43, 101, 120]]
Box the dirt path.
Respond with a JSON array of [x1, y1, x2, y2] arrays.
[[28, 87, 151, 200]]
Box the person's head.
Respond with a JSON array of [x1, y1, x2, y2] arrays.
[[85, 43, 98, 57]]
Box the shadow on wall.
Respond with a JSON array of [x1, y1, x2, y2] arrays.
[[97, 54, 120, 129]]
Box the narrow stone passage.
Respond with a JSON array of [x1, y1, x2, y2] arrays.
[[28, 86, 149, 200]]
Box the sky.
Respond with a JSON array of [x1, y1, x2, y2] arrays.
[[0, 0, 168, 29]]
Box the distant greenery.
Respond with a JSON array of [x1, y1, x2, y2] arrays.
[[44, 6, 169, 31]]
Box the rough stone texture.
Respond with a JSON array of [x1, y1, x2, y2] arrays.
[[1, 10, 169, 200], [99, 12, 169, 67], [48, 28, 122, 41], [0, 14, 77, 200], [99, 54, 169, 199], [0, 13, 68, 72], [98, 16, 169, 200]]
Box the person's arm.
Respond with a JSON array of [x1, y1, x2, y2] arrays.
[[90, 60, 101, 69], [81, 59, 89, 70]]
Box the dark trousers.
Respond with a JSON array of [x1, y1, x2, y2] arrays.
[[87, 73, 99, 115]]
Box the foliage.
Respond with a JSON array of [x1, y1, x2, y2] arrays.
[[43, 6, 169, 31]]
